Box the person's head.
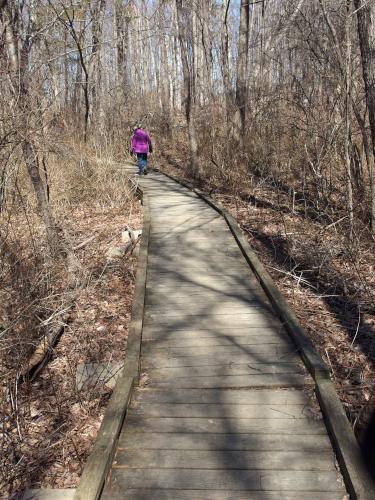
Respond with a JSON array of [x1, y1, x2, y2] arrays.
[[134, 124, 142, 131]]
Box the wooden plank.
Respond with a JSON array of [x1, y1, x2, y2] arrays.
[[102, 489, 345, 500], [145, 283, 262, 294], [146, 273, 256, 284], [142, 334, 293, 348], [142, 315, 282, 329], [124, 416, 326, 435], [118, 430, 332, 451], [73, 374, 133, 500], [128, 403, 313, 419], [142, 352, 301, 369], [144, 306, 274, 320], [147, 245, 242, 255], [132, 388, 312, 405], [103, 469, 344, 491], [141, 344, 295, 358], [145, 289, 266, 302], [142, 328, 287, 341], [145, 293, 268, 305], [146, 373, 311, 389], [144, 363, 305, 380], [147, 266, 251, 276], [113, 449, 335, 471]]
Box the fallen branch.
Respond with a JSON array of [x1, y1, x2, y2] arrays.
[[21, 299, 74, 381], [73, 235, 96, 251]]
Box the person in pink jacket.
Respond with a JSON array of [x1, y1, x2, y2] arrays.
[[130, 125, 153, 175]]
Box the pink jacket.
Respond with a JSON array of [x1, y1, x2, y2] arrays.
[[131, 128, 152, 154]]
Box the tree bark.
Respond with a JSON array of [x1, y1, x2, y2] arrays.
[[175, 0, 199, 177], [233, 0, 250, 149], [353, 0, 375, 232]]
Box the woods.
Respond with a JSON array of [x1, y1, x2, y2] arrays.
[[1, 0, 375, 495]]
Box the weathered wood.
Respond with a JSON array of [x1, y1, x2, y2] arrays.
[[76, 362, 123, 391], [132, 387, 312, 405], [142, 373, 311, 389], [121, 193, 151, 381], [144, 305, 273, 319], [128, 402, 313, 419], [143, 314, 282, 329], [104, 469, 344, 491], [142, 352, 301, 369], [124, 416, 326, 435], [143, 333, 293, 348], [118, 430, 332, 451], [73, 374, 133, 500], [142, 344, 296, 358], [101, 490, 345, 500], [316, 378, 375, 499], [144, 363, 305, 380], [142, 326, 285, 339], [113, 449, 335, 471]]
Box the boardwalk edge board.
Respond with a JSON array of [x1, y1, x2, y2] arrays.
[[73, 182, 150, 500], [161, 169, 375, 500]]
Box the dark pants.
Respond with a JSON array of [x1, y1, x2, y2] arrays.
[[137, 153, 148, 175]]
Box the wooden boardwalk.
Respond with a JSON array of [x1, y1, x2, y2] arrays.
[[101, 171, 346, 499]]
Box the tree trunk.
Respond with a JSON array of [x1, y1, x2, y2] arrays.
[[233, 0, 250, 149], [175, 0, 199, 177], [353, 0, 375, 232], [159, 2, 172, 134], [221, 0, 233, 136], [345, 0, 354, 242]]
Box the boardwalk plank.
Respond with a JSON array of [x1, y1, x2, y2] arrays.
[[146, 374, 311, 389], [131, 388, 312, 405], [104, 469, 343, 492], [118, 431, 332, 451], [128, 403, 313, 419], [142, 352, 301, 369], [124, 416, 326, 434], [113, 449, 335, 471], [141, 327, 286, 339], [143, 363, 305, 380], [102, 490, 345, 500], [142, 334, 293, 348]]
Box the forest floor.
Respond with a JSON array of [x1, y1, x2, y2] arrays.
[[156, 148, 375, 444], [0, 159, 142, 498]]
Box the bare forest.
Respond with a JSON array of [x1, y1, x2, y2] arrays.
[[1, 0, 375, 496]]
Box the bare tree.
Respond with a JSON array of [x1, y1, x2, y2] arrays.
[[175, 0, 199, 176], [233, 0, 250, 149], [353, 0, 375, 232]]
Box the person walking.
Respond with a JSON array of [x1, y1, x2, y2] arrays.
[[130, 125, 153, 175]]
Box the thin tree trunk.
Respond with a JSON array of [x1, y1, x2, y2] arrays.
[[175, 0, 199, 177], [221, 0, 232, 136], [345, 0, 354, 242], [353, 0, 375, 232], [233, 0, 250, 149]]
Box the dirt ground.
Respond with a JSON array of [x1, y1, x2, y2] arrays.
[[0, 195, 142, 498]]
